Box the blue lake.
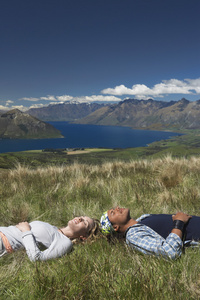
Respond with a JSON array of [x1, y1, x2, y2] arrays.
[[0, 122, 181, 153]]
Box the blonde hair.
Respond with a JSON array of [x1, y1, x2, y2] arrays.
[[72, 218, 100, 244]]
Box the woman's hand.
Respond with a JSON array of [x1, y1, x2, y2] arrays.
[[16, 221, 31, 232]]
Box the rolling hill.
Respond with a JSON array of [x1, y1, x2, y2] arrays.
[[0, 109, 63, 139]]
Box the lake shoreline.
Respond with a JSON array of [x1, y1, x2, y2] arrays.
[[0, 122, 182, 154]]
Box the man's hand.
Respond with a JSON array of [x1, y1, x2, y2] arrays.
[[172, 212, 192, 224], [171, 212, 192, 240], [16, 221, 31, 232]]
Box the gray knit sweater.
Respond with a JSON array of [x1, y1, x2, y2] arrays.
[[0, 221, 73, 261]]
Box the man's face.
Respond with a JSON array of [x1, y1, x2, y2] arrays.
[[107, 206, 130, 227]]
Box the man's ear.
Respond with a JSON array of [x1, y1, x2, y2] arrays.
[[80, 236, 87, 241], [113, 224, 119, 232]]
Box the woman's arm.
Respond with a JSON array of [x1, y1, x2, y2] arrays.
[[16, 222, 73, 261], [16, 222, 31, 232]]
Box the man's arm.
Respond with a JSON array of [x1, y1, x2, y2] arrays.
[[171, 212, 192, 239], [126, 212, 191, 260]]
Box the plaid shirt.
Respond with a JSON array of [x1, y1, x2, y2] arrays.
[[125, 214, 183, 260]]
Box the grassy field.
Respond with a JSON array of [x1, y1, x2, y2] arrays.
[[1, 155, 200, 299]]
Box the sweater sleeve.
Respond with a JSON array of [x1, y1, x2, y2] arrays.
[[21, 231, 73, 261]]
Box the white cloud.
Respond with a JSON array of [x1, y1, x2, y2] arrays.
[[101, 78, 200, 99], [40, 95, 56, 101], [185, 78, 200, 93], [102, 84, 152, 97], [0, 103, 29, 112], [72, 95, 121, 103], [10, 105, 27, 111], [56, 95, 73, 102], [6, 100, 14, 105], [29, 103, 49, 109], [21, 95, 57, 102], [49, 102, 64, 105], [3, 77, 200, 112], [20, 94, 121, 103], [21, 95, 73, 102], [21, 97, 41, 102], [0, 105, 9, 111]]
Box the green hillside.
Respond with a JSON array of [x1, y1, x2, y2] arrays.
[[0, 109, 62, 139]]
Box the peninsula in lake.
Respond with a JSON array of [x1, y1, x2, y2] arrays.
[[0, 109, 63, 139]]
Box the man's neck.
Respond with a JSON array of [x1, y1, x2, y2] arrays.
[[120, 218, 138, 233]]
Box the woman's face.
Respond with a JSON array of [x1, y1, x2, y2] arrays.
[[68, 216, 94, 239]]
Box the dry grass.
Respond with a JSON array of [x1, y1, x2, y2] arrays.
[[1, 155, 200, 299]]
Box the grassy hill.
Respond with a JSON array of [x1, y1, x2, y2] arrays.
[[1, 156, 200, 299], [0, 109, 63, 139]]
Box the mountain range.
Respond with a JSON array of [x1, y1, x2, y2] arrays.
[[82, 98, 200, 130], [27, 102, 106, 121], [1, 98, 200, 140], [0, 109, 62, 139], [27, 98, 200, 131]]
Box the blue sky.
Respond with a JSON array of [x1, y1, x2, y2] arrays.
[[0, 0, 200, 111]]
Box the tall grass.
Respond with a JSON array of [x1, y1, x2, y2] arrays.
[[1, 156, 200, 299]]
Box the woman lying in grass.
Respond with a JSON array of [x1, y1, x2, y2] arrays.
[[0, 216, 99, 261]]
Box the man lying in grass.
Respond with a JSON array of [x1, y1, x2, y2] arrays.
[[100, 207, 200, 259], [0, 216, 99, 261]]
